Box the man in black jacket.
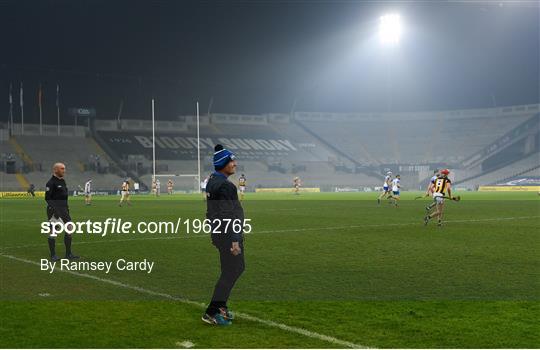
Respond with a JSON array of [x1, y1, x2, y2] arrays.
[[45, 162, 79, 261], [202, 145, 245, 326]]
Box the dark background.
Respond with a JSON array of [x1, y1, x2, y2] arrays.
[[0, 0, 538, 122]]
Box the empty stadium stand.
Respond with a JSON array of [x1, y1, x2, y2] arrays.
[[457, 152, 540, 188], [0, 124, 127, 191], [2, 104, 538, 192], [93, 113, 383, 190], [296, 105, 537, 165]]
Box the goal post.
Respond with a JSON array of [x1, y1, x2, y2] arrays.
[[150, 99, 202, 194]]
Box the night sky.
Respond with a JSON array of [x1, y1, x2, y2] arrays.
[[1, 0, 539, 123]]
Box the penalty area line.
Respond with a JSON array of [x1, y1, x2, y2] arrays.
[[0, 252, 369, 349]]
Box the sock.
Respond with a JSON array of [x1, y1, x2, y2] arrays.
[[48, 238, 56, 257], [64, 234, 72, 256], [206, 301, 226, 315]]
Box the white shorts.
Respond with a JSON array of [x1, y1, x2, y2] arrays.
[[239, 186, 245, 192], [121, 191, 129, 198], [433, 193, 444, 204]]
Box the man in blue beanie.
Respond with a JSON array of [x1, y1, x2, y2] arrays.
[[202, 144, 245, 326]]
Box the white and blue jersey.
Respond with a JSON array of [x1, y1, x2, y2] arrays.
[[383, 175, 392, 191], [392, 178, 400, 195]]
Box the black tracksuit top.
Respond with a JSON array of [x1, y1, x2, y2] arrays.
[[205, 171, 244, 243]]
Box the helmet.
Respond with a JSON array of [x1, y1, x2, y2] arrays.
[[440, 169, 450, 175]]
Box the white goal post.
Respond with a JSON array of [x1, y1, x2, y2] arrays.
[[150, 99, 202, 193]]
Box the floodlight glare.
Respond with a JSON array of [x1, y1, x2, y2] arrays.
[[379, 14, 402, 45]]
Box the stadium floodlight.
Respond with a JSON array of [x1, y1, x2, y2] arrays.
[[379, 14, 402, 45]]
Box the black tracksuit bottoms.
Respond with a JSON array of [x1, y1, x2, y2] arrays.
[[206, 240, 245, 315]]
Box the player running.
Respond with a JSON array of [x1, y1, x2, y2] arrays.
[[167, 179, 174, 195], [84, 179, 92, 206], [119, 179, 131, 207], [293, 176, 301, 195], [387, 174, 401, 207], [238, 174, 247, 200], [377, 171, 393, 204], [424, 169, 454, 227], [423, 169, 439, 211]]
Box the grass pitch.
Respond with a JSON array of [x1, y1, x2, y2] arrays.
[[1, 191, 539, 348]]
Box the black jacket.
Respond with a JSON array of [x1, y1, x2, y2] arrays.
[[206, 172, 244, 243], [45, 175, 71, 221]]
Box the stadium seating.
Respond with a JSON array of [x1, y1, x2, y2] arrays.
[[456, 152, 540, 188], [94, 115, 383, 190], [298, 112, 532, 165], [9, 135, 124, 191], [3, 104, 537, 192], [0, 139, 29, 191]]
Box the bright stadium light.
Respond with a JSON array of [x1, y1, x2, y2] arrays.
[[379, 14, 402, 45]]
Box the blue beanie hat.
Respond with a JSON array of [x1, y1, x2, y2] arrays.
[[213, 144, 236, 170]]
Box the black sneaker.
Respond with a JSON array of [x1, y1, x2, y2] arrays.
[[377, 198, 381, 205], [65, 253, 80, 260], [424, 216, 430, 226], [50, 255, 61, 262]]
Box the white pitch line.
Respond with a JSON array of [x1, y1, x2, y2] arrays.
[[2, 216, 539, 251], [0, 253, 369, 349], [256, 215, 540, 234]]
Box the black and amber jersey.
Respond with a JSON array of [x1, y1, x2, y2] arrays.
[[122, 181, 129, 191], [432, 176, 451, 195], [239, 177, 246, 186]]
